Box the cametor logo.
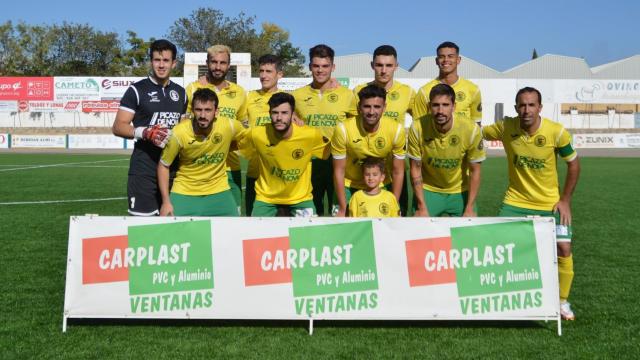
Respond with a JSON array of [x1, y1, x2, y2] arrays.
[[81, 221, 214, 314], [242, 221, 379, 315], [56, 78, 99, 90], [405, 221, 543, 315]]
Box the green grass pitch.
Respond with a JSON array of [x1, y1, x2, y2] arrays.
[[0, 153, 639, 358]]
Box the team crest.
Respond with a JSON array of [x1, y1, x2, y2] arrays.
[[226, 91, 237, 99], [535, 135, 546, 147], [327, 93, 339, 103], [169, 90, 179, 102], [379, 203, 389, 215], [449, 135, 460, 146], [292, 148, 304, 160], [456, 91, 466, 102], [389, 91, 400, 101], [375, 137, 386, 149], [212, 133, 223, 144]]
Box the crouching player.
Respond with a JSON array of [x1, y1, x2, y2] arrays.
[[240, 92, 330, 216], [157, 88, 246, 216], [348, 157, 400, 217]]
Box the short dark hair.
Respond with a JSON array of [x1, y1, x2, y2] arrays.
[[362, 157, 385, 174], [436, 41, 459, 54], [191, 88, 219, 109], [149, 39, 177, 60], [373, 45, 397, 59], [268, 92, 295, 112], [429, 83, 456, 103], [358, 84, 386, 103], [515, 87, 542, 105], [309, 44, 335, 63], [258, 54, 283, 72]]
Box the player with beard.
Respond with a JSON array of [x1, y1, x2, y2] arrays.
[[112, 39, 187, 216], [158, 88, 246, 216], [240, 92, 330, 217]]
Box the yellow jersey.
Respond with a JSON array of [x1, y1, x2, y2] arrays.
[[331, 117, 406, 189], [245, 89, 283, 178], [407, 115, 485, 193], [353, 81, 415, 124], [292, 84, 357, 139], [348, 189, 400, 217], [240, 124, 329, 205], [185, 80, 247, 171], [160, 118, 247, 196], [482, 117, 577, 210], [413, 77, 482, 124]]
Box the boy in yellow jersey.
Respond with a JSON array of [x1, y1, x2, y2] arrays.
[[353, 45, 415, 216], [292, 44, 358, 215], [332, 85, 406, 217], [244, 54, 285, 216], [240, 92, 330, 216], [349, 157, 400, 217], [482, 87, 581, 320], [409, 84, 485, 217], [413, 42, 482, 125], [185, 45, 247, 212], [157, 88, 247, 216]]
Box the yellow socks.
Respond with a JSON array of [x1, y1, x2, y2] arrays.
[[558, 254, 574, 301]]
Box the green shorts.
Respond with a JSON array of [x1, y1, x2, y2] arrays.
[[170, 191, 239, 216], [498, 203, 572, 241], [227, 170, 242, 211], [252, 200, 316, 217], [413, 189, 472, 217]]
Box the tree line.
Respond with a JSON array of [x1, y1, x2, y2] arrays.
[[0, 7, 306, 77]]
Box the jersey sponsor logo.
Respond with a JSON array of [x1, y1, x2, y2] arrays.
[[212, 133, 223, 144], [307, 114, 338, 128], [449, 135, 460, 146], [513, 155, 546, 169], [225, 91, 237, 99], [327, 93, 339, 103], [534, 135, 546, 147], [271, 166, 301, 182], [292, 148, 305, 160], [456, 91, 466, 102], [255, 116, 271, 126], [193, 152, 225, 165], [378, 202, 389, 215], [218, 107, 237, 119], [150, 112, 181, 127], [426, 157, 460, 169], [169, 90, 179, 102], [383, 111, 399, 120], [388, 91, 399, 101], [148, 91, 160, 102], [375, 137, 386, 149]]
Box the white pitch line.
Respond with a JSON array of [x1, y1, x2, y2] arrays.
[[0, 197, 126, 205], [59, 165, 129, 168], [0, 159, 128, 172]]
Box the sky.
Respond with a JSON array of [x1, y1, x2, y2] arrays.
[[2, 0, 639, 71]]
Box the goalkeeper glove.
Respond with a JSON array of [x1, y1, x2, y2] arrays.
[[134, 125, 171, 148]]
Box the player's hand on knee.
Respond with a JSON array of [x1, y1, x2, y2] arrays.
[[414, 208, 429, 217], [160, 202, 174, 216], [553, 200, 572, 226]]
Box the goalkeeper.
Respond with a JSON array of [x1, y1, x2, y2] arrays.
[[112, 39, 187, 216]]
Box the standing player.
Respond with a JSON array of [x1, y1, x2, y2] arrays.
[[408, 84, 485, 217], [353, 45, 415, 215], [158, 88, 246, 216], [112, 39, 186, 216], [292, 44, 357, 215], [413, 42, 482, 125], [332, 85, 405, 217], [348, 157, 401, 218], [482, 87, 581, 320], [244, 54, 284, 216], [185, 45, 247, 213], [240, 92, 330, 216]]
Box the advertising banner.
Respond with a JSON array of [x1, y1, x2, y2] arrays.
[[67, 134, 125, 149], [27, 101, 67, 112], [0, 101, 18, 112], [0, 133, 8, 148], [100, 77, 142, 100], [64, 217, 560, 330], [572, 133, 640, 149], [11, 135, 66, 148], [54, 77, 101, 101], [81, 100, 120, 113], [0, 77, 54, 101]]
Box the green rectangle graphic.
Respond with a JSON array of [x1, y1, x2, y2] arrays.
[[128, 220, 214, 295], [289, 221, 378, 297], [451, 221, 542, 297]]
